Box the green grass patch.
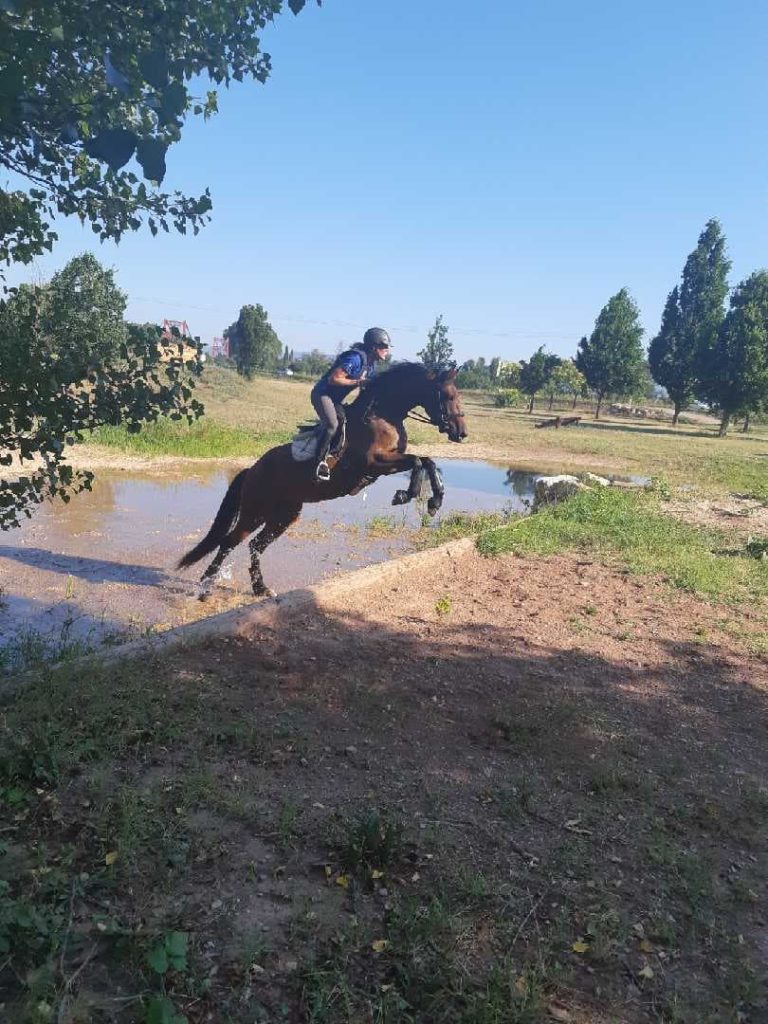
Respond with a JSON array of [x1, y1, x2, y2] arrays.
[[89, 416, 290, 458], [418, 509, 513, 547], [478, 487, 768, 604]]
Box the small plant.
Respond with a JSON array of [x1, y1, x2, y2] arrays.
[[278, 800, 301, 848], [435, 595, 452, 616], [745, 537, 768, 560], [647, 475, 672, 500], [145, 931, 189, 1024], [329, 808, 406, 874], [494, 387, 524, 408]]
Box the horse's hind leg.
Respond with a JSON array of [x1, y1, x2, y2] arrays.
[[248, 505, 301, 597], [198, 524, 252, 600]]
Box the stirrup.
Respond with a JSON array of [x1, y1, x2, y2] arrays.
[[316, 460, 331, 482]]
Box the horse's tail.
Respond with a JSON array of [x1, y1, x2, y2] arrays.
[[176, 468, 247, 569]]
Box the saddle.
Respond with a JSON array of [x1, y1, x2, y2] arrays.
[[290, 406, 347, 463]]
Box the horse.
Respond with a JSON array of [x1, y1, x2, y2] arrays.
[[177, 362, 467, 598]]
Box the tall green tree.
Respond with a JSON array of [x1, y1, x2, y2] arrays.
[[226, 304, 282, 377], [708, 271, 768, 436], [519, 347, 559, 413], [0, 0, 319, 272], [648, 220, 730, 423], [0, 257, 203, 528], [418, 315, 454, 369], [576, 288, 645, 419]]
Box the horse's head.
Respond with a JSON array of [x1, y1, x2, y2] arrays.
[[424, 367, 467, 443]]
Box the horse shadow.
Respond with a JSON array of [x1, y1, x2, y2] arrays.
[[0, 545, 173, 587]]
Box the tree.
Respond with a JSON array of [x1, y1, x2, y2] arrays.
[[0, 0, 319, 272], [648, 220, 730, 423], [418, 315, 454, 369], [0, 257, 203, 528], [291, 349, 332, 377], [226, 304, 282, 377], [0, 1, 317, 525], [41, 253, 128, 374], [707, 271, 768, 436], [519, 347, 559, 413], [547, 360, 586, 411], [576, 288, 645, 418]]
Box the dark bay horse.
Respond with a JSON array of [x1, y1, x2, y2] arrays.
[[177, 363, 467, 598]]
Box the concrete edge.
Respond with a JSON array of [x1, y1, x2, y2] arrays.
[[0, 537, 477, 701]]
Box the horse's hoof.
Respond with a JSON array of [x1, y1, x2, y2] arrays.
[[252, 586, 276, 599], [427, 498, 442, 517], [392, 489, 409, 506]]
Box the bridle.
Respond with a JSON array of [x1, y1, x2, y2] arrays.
[[406, 386, 465, 436]]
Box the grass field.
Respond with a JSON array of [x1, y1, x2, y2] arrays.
[[86, 365, 768, 498]]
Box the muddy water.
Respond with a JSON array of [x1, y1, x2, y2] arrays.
[[0, 460, 537, 661]]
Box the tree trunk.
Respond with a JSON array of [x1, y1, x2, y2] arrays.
[[718, 412, 730, 437], [548, 392, 554, 411], [572, 394, 578, 410], [528, 395, 535, 414], [595, 393, 603, 420], [742, 413, 751, 433], [672, 400, 681, 425]]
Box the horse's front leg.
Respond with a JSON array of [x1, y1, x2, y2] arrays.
[[421, 458, 445, 516]]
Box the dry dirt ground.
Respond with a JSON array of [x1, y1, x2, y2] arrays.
[[3, 546, 767, 1023]]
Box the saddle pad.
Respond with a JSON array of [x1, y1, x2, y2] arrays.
[[291, 427, 319, 462]]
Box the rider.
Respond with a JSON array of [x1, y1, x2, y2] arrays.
[[310, 327, 391, 481]]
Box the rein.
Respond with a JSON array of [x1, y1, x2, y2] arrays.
[[405, 410, 433, 425]]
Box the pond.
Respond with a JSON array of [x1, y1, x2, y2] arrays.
[[0, 460, 551, 665]]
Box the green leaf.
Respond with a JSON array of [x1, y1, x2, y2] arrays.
[[84, 128, 137, 171], [138, 49, 169, 90], [136, 138, 167, 184], [145, 996, 187, 1024], [158, 81, 188, 124], [146, 944, 169, 975], [165, 930, 188, 969]]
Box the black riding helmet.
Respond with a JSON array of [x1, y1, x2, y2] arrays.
[[363, 327, 391, 351]]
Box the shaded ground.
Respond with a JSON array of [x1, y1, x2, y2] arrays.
[[2, 545, 767, 1022]]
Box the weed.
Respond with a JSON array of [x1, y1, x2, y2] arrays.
[[327, 808, 406, 874], [435, 594, 452, 616], [366, 514, 405, 537], [278, 800, 301, 848]]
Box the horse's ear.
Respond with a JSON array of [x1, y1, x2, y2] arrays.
[[425, 369, 438, 380], [440, 365, 458, 381]]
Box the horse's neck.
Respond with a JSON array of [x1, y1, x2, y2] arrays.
[[353, 378, 424, 424]]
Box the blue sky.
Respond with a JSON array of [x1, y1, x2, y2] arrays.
[[10, 0, 768, 363]]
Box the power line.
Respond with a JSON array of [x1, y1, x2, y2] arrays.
[[129, 294, 578, 343]]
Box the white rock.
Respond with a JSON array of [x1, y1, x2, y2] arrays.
[[533, 475, 586, 509]]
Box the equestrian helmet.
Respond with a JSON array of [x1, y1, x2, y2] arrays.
[[363, 327, 391, 350]]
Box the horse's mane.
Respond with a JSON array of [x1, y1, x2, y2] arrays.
[[359, 361, 431, 401]]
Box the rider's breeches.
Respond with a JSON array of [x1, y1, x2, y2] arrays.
[[311, 390, 339, 442]]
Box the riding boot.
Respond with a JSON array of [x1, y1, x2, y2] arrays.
[[315, 430, 334, 482]]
